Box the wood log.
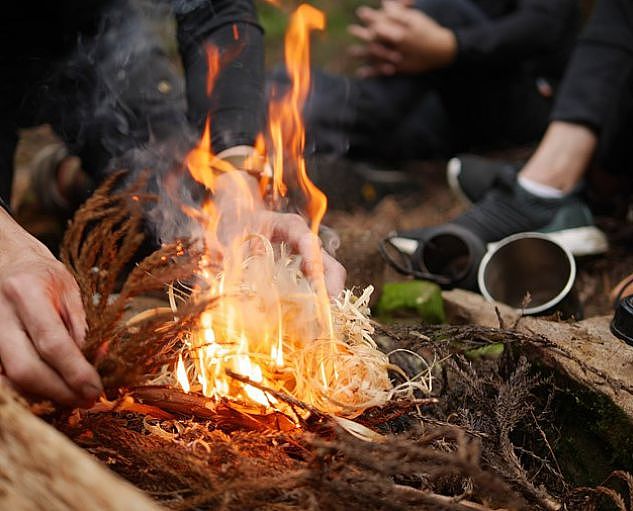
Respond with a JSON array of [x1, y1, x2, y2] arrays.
[[443, 289, 633, 421], [0, 383, 162, 511], [443, 289, 633, 482]]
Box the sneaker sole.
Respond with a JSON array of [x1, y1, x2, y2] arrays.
[[446, 157, 472, 206], [545, 226, 609, 257], [487, 226, 609, 257]]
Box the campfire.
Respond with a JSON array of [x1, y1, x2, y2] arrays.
[[9, 4, 628, 511], [165, 4, 400, 419]]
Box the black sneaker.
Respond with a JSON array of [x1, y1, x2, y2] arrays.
[[453, 181, 608, 257], [446, 155, 521, 205]]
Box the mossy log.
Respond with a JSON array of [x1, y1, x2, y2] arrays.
[[443, 289, 633, 484]]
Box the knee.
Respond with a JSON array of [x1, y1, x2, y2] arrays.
[[412, 0, 485, 28], [413, 0, 445, 18]]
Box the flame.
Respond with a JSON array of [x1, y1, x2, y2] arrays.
[[176, 353, 191, 394], [268, 4, 327, 230], [173, 4, 389, 417]]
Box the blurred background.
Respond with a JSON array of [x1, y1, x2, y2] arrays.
[[13, 0, 632, 318]]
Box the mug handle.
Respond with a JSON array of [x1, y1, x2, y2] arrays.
[[379, 236, 453, 287]]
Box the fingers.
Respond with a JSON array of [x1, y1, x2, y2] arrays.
[[59, 275, 88, 347], [0, 311, 81, 406], [2, 272, 102, 404], [267, 212, 347, 297], [350, 5, 408, 77], [381, 0, 414, 24], [322, 252, 347, 297], [348, 23, 374, 43], [355, 5, 407, 45], [356, 63, 396, 78]]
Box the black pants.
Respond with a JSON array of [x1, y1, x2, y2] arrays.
[[303, 0, 554, 162], [552, 0, 633, 176], [0, 1, 188, 205]]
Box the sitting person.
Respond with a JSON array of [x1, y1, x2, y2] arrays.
[[302, 0, 580, 162], [410, 0, 632, 258]]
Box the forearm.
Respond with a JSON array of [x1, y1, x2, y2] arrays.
[[175, 0, 265, 152]]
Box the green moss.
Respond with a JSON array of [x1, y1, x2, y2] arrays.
[[535, 365, 633, 486]]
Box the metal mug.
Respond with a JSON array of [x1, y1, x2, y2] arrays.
[[477, 232, 579, 317], [380, 224, 487, 290]]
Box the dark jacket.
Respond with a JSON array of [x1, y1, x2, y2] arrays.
[[0, 0, 264, 150]]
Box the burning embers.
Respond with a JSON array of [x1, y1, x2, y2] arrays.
[[173, 5, 393, 418]]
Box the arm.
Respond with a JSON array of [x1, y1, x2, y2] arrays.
[[212, 172, 346, 296], [350, 0, 578, 75], [173, 0, 346, 295], [0, 208, 102, 405], [173, 0, 265, 152]]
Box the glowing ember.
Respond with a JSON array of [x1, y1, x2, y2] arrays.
[[174, 4, 393, 418]]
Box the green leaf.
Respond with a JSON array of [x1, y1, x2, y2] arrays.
[[375, 281, 445, 324]]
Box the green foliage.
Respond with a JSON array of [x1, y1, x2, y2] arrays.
[[375, 281, 446, 324]]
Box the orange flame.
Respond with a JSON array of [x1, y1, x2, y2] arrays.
[[175, 5, 340, 414], [268, 4, 327, 231]]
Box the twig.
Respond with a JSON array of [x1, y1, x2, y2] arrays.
[[392, 484, 509, 511]]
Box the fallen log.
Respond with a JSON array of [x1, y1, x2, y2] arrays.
[[0, 382, 162, 511], [443, 289, 633, 420], [443, 288, 633, 485]]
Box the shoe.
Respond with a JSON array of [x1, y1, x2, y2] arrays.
[[452, 181, 608, 257], [446, 155, 521, 205]]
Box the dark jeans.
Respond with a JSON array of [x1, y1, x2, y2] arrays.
[[304, 0, 554, 161], [552, 0, 633, 176], [0, 1, 188, 205]]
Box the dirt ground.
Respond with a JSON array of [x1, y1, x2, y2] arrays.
[[13, 125, 633, 319]]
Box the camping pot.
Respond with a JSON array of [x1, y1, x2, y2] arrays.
[[383, 224, 487, 290], [477, 232, 579, 317]]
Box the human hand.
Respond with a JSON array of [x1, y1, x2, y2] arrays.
[[0, 209, 102, 406], [212, 171, 347, 297], [349, 0, 457, 77]]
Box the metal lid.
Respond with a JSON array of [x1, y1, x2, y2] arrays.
[[611, 296, 633, 345]]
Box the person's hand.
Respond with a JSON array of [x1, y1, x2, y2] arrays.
[[349, 0, 457, 77], [212, 171, 347, 297], [0, 209, 102, 406]]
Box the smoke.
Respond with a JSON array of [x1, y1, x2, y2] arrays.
[[42, 0, 344, 261], [39, 0, 211, 246]]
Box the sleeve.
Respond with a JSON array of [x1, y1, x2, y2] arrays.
[[173, 0, 265, 153], [552, 0, 633, 131], [453, 0, 579, 67]]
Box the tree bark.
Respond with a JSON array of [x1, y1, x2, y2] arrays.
[[0, 383, 162, 511]]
